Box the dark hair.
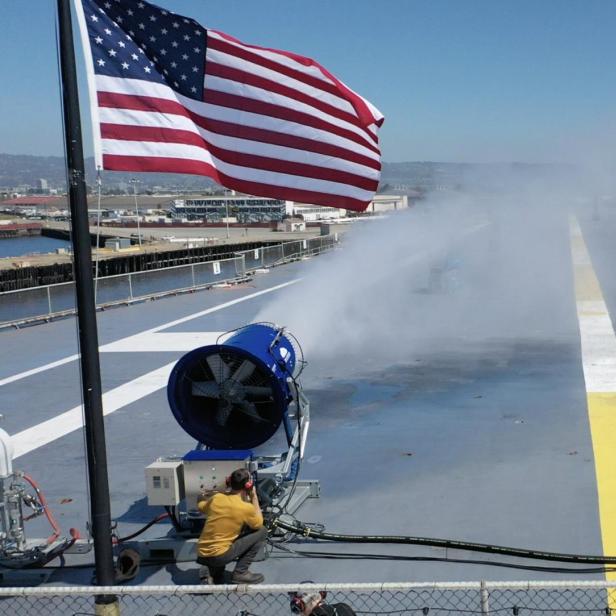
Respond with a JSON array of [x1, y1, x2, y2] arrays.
[[229, 468, 251, 491]]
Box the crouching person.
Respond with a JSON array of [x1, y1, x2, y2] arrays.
[[196, 468, 267, 585]]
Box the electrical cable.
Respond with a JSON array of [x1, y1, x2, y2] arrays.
[[113, 512, 170, 544], [268, 541, 616, 574], [273, 517, 616, 565]]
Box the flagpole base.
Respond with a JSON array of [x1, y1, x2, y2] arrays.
[[95, 599, 121, 616]]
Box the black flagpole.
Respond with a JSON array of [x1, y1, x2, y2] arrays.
[[56, 0, 117, 596]]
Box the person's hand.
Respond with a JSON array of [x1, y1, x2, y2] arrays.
[[198, 487, 216, 500], [301, 595, 322, 615]]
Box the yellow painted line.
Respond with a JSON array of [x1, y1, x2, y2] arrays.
[[570, 217, 616, 582], [588, 392, 616, 576]]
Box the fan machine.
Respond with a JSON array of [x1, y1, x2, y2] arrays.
[[140, 323, 319, 561]]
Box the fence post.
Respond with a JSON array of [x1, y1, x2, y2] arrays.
[[128, 273, 134, 300], [46, 286, 52, 316], [480, 581, 490, 615], [191, 263, 196, 288]]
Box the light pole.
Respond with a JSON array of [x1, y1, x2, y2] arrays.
[[224, 188, 230, 240], [130, 177, 142, 246]]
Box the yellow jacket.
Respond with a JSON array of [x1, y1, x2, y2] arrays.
[[197, 492, 263, 557]]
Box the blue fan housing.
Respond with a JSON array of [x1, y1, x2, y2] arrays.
[[167, 324, 297, 449]]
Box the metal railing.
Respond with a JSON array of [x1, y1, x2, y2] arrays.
[[0, 580, 615, 615], [0, 235, 338, 327]]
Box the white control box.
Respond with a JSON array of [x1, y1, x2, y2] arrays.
[[145, 460, 184, 506], [183, 457, 250, 512]]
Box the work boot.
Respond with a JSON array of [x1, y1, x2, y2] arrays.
[[231, 570, 265, 584]]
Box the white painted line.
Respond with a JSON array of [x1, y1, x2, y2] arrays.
[[1, 278, 300, 386], [143, 279, 300, 334], [0, 354, 79, 387], [100, 331, 226, 353], [12, 362, 176, 459]]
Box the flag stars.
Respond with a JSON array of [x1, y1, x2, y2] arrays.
[[138, 23, 145, 30], [103, 1, 111, 7], [137, 1, 145, 7], [181, 53, 188, 60], [149, 15, 157, 22], [192, 66, 198, 72], [90, 14, 99, 22], [121, 62, 130, 70], [149, 35, 156, 42], [94, 36, 103, 44], [97, 58, 105, 66], [193, 47, 201, 53], [160, 49, 167, 55], [180, 74, 187, 80], [144, 66, 151, 73], [127, 9, 133, 16], [104, 28, 112, 35], [172, 22, 179, 28], [116, 16, 123, 23], [131, 53, 138, 60], [183, 34, 191, 41], [191, 86, 197, 93], [194, 29, 201, 36], [170, 61, 177, 68], [118, 41, 125, 48], [161, 28, 168, 35], [173, 81, 179, 87], [108, 49, 117, 57], [171, 41, 178, 48]]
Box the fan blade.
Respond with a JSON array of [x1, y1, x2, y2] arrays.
[[191, 381, 220, 398], [243, 385, 274, 399], [234, 400, 273, 424], [231, 360, 256, 383], [216, 400, 233, 426], [206, 354, 230, 384]]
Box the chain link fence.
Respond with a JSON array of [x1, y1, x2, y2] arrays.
[[0, 581, 615, 616], [0, 235, 339, 327]]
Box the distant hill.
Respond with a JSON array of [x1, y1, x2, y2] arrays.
[[0, 153, 571, 193], [0, 153, 215, 191]]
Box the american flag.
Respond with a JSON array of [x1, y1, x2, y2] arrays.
[[76, 0, 384, 212]]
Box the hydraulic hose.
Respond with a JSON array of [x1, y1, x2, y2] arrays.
[[22, 473, 62, 545], [273, 518, 616, 565]]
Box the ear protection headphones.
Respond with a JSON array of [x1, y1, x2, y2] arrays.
[[225, 475, 254, 491], [289, 587, 327, 614]]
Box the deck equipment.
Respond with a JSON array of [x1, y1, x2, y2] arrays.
[[141, 323, 319, 561]]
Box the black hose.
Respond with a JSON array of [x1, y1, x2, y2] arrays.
[[274, 518, 616, 565], [268, 542, 616, 574], [115, 513, 170, 544]]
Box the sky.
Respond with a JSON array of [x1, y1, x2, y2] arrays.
[[1, 0, 615, 164]]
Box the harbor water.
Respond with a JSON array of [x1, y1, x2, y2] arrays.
[[0, 235, 71, 259]]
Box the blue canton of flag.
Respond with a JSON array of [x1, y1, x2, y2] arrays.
[[83, 0, 206, 100]]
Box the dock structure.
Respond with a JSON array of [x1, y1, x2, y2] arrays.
[[0, 222, 43, 238]]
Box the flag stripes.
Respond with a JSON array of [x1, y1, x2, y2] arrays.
[[79, 0, 383, 211]]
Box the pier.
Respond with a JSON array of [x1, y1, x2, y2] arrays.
[[0, 222, 43, 239]]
